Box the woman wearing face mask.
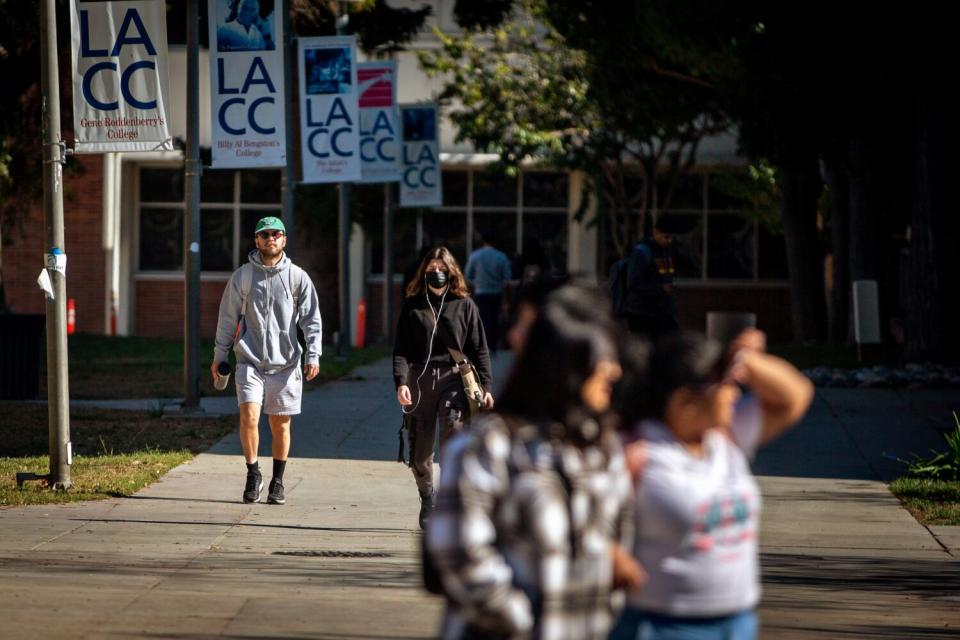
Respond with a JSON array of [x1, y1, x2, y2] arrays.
[[393, 246, 494, 529], [426, 286, 645, 640], [610, 330, 813, 640]]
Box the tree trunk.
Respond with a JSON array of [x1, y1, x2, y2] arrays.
[[906, 94, 957, 362], [848, 130, 906, 342], [847, 135, 881, 284], [779, 152, 828, 342], [823, 157, 850, 343]]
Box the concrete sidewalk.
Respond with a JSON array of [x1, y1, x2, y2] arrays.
[[754, 390, 960, 638], [1, 357, 958, 639]]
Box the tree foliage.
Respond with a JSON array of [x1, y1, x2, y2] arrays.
[[424, 1, 727, 258]]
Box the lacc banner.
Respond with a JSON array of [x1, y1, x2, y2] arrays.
[[208, 0, 286, 168], [70, 0, 173, 153], [298, 36, 361, 183], [357, 61, 400, 184], [399, 103, 442, 208]]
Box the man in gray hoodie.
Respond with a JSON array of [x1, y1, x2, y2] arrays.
[[211, 216, 322, 505]]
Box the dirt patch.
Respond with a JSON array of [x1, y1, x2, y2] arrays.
[[0, 403, 235, 458]]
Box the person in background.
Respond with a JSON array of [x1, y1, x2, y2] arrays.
[[610, 329, 813, 640], [623, 217, 679, 342], [465, 229, 512, 351], [393, 246, 494, 529], [427, 286, 644, 640]]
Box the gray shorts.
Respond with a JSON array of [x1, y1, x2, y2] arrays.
[[235, 363, 302, 415]]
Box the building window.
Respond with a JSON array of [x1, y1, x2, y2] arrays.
[[654, 172, 788, 282], [367, 168, 571, 279], [137, 166, 280, 273]]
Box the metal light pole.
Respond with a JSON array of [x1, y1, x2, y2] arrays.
[[280, 0, 295, 251], [382, 182, 395, 342], [40, 0, 70, 490], [336, 5, 351, 353], [182, 0, 202, 409]]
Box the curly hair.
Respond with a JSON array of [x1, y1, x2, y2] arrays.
[[404, 246, 470, 298]]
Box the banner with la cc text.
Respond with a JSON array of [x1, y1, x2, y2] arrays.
[[70, 0, 173, 153], [399, 103, 441, 208], [357, 61, 400, 183], [298, 36, 361, 183], [208, 0, 286, 168]]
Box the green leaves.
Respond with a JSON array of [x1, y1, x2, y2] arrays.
[[897, 412, 960, 481]]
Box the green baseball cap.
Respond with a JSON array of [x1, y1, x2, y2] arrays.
[[254, 216, 286, 235]]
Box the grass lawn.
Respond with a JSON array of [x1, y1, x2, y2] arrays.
[[37, 333, 391, 399], [0, 403, 234, 507], [3, 340, 391, 506], [889, 477, 960, 526]]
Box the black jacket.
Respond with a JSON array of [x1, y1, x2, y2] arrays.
[[393, 290, 493, 390], [625, 241, 675, 317]]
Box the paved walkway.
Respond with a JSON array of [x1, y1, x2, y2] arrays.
[[2, 357, 958, 639]]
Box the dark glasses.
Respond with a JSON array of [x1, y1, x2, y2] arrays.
[[257, 230, 283, 239]]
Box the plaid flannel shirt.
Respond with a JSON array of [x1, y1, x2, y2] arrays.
[[426, 414, 632, 640]]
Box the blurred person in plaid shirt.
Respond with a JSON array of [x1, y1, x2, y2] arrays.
[[425, 286, 645, 639]]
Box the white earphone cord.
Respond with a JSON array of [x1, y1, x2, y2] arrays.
[[401, 282, 448, 415]]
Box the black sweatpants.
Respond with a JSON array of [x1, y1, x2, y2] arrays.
[[404, 364, 467, 498]]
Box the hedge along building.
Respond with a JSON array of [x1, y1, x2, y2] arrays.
[[3, 1, 792, 343]]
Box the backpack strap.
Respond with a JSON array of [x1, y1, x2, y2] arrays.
[[287, 264, 305, 315], [239, 263, 254, 319]]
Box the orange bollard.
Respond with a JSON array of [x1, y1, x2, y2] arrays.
[[355, 298, 366, 348], [67, 298, 76, 335]]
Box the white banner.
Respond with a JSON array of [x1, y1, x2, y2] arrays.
[[208, 0, 286, 168], [70, 0, 173, 153], [357, 61, 400, 183], [399, 103, 442, 208], [298, 36, 361, 183]]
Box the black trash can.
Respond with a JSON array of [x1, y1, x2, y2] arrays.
[[0, 314, 46, 400]]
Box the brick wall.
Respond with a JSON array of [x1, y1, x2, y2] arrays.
[[4, 155, 106, 334]]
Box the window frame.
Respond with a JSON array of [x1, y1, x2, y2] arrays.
[[651, 172, 787, 285], [135, 164, 280, 279]]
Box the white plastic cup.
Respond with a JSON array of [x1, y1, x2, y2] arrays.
[[214, 362, 232, 390]]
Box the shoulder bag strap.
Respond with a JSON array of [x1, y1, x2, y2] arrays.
[[434, 312, 467, 365]]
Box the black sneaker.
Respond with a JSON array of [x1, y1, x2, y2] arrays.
[[267, 478, 285, 505], [243, 469, 263, 503], [418, 492, 435, 530]]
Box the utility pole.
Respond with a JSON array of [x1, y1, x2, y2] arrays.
[[280, 0, 295, 252], [382, 182, 395, 342], [381, 50, 397, 344], [40, 0, 71, 490], [336, 5, 351, 353], [182, 0, 202, 410]]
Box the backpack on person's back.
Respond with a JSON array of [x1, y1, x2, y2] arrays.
[[608, 256, 630, 318]]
